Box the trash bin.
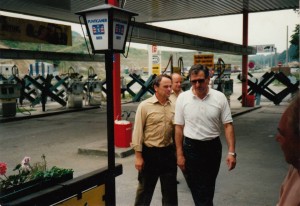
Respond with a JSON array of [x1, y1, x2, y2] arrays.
[[114, 120, 132, 148], [246, 95, 255, 107]]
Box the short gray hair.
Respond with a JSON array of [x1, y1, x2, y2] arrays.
[[189, 64, 209, 78]]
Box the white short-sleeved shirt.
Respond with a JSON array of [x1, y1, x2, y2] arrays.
[[174, 88, 232, 140]]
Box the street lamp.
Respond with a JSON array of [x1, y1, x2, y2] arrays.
[[76, 4, 137, 54], [76, 4, 137, 206]]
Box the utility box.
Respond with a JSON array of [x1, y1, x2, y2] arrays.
[[114, 120, 132, 148], [0, 80, 20, 117], [0, 99, 17, 117]]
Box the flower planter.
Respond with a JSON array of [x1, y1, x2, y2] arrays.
[[0, 173, 73, 204]]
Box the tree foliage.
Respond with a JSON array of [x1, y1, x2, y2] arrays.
[[290, 24, 299, 59]]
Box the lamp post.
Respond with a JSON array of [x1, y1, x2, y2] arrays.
[[76, 5, 137, 205]]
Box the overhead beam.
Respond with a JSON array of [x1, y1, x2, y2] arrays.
[[0, 49, 104, 61], [131, 22, 256, 55]]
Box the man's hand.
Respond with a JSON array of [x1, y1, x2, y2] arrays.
[[226, 154, 236, 171], [135, 153, 144, 172], [177, 154, 186, 172]]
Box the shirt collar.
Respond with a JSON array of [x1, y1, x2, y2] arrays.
[[190, 87, 210, 100], [171, 89, 183, 96], [150, 94, 171, 105]]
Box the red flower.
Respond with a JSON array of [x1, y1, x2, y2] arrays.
[[0, 162, 7, 175]]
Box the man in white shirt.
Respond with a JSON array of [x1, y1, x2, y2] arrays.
[[174, 64, 236, 206]]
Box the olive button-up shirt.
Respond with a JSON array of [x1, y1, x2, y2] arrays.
[[131, 95, 175, 152]]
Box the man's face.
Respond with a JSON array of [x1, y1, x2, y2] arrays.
[[190, 71, 210, 96], [276, 111, 300, 167], [155, 77, 172, 99], [172, 74, 182, 93]]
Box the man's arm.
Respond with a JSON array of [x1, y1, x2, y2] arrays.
[[135, 151, 144, 172], [175, 124, 185, 171], [224, 122, 236, 171], [131, 104, 145, 171]]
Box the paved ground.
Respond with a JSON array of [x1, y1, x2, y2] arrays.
[[0, 98, 292, 206]]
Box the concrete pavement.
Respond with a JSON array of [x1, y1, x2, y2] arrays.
[[0, 98, 261, 158]]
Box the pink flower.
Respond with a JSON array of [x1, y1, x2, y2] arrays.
[[21, 157, 30, 165], [21, 157, 31, 172], [0, 162, 7, 175]]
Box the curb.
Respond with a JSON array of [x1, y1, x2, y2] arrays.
[[232, 106, 262, 118], [0, 106, 100, 123]]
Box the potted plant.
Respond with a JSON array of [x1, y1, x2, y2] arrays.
[[0, 155, 73, 203]]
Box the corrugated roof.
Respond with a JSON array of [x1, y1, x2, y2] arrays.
[[0, 0, 298, 24]]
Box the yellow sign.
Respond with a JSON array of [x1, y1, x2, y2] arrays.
[[0, 15, 72, 46], [55, 185, 105, 206], [152, 64, 161, 75], [194, 54, 214, 69]]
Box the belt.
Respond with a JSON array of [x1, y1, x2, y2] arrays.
[[184, 136, 220, 145], [142, 144, 173, 152]]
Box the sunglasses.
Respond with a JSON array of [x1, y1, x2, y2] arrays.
[[190, 79, 206, 84]]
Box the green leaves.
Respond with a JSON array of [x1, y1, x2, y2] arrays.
[[31, 166, 73, 181], [13, 164, 21, 172]]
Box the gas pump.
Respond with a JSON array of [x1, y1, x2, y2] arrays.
[[86, 66, 102, 106], [0, 80, 21, 117], [212, 58, 233, 103], [67, 67, 84, 108]]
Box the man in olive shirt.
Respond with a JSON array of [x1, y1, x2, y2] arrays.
[[131, 74, 178, 206]]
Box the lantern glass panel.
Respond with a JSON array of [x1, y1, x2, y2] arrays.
[[85, 11, 109, 51]]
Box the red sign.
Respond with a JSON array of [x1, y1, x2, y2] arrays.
[[248, 61, 255, 69]]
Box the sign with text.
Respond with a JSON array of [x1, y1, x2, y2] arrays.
[[56, 185, 105, 205], [152, 54, 161, 75], [152, 55, 160, 64], [85, 11, 129, 51], [0, 15, 72, 45], [194, 54, 214, 69], [255, 44, 275, 53], [152, 65, 161, 75]]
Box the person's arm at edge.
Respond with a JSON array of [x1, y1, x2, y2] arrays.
[[175, 124, 185, 172], [224, 122, 236, 171]]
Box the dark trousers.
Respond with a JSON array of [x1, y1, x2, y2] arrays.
[[134, 145, 178, 206], [183, 137, 222, 206]]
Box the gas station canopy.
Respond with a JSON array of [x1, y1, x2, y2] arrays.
[[0, 0, 298, 24], [0, 0, 298, 56]]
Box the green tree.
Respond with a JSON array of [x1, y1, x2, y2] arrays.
[[290, 24, 299, 59]]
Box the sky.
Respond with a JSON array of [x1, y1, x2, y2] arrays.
[[1, 9, 299, 53], [146, 9, 300, 53]]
